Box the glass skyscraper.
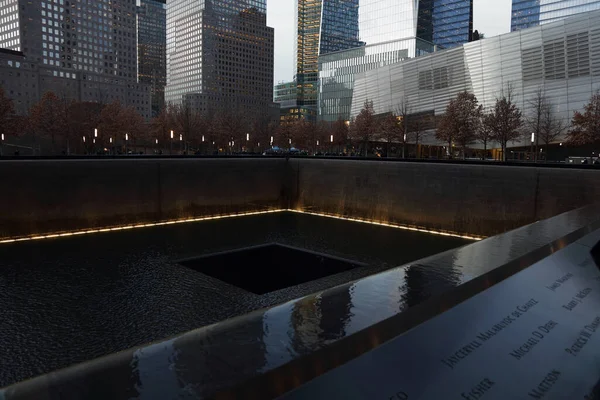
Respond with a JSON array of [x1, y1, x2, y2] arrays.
[[138, 0, 167, 117], [512, 0, 600, 31], [165, 0, 274, 114]]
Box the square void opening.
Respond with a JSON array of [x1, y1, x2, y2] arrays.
[[179, 243, 367, 294]]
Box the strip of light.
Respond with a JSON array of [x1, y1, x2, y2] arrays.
[[0, 209, 483, 244], [286, 209, 484, 241], [0, 209, 285, 244]]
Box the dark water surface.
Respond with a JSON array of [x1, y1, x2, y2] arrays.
[[0, 213, 472, 387]]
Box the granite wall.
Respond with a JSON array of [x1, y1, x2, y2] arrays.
[[291, 159, 600, 237], [1, 158, 599, 238]]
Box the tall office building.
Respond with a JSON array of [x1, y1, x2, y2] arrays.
[[512, 0, 600, 31], [292, 0, 473, 122], [0, 0, 151, 118], [137, 0, 167, 117], [165, 0, 274, 116]]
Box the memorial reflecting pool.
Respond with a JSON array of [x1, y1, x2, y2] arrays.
[[0, 212, 473, 387]]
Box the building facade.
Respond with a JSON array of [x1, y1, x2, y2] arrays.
[[319, 38, 435, 122], [346, 10, 600, 148], [0, 0, 151, 118], [137, 0, 167, 117], [511, 0, 600, 31], [293, 0, 472, 122], [165, 0, 274, 116]]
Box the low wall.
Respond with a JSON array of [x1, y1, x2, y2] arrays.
[[0, 158, 287, 238], [1, 158, 599, 239], [291, 159, 600, 237]]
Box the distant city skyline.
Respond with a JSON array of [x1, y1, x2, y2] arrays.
[[267, 0, 512, 84]]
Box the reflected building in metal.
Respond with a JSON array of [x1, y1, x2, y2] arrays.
[[344, 10, 600, 150], [511, 0, 600, 31], [314, 0, 474, 122], [165, 0, 274, 115]]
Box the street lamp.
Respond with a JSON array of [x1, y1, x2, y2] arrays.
[[83, 136, 86, 143], [170, 130, 174, 155], [246, 133, 250, 141], [94, 128, 98, 138], [270, 136, 274, 146], [0, 133, 4, 156], [531, 132, 535, 161]]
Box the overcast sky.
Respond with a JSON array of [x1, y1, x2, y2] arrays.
[[266, 0, 512, 84]]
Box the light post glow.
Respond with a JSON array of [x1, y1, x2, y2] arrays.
[[560, 143, 563, 146], [531, 132, 535, 143], [270, 136, 274, 145], [330, 135, 334, 143], [94, 128, 98, 138], [246, 133, 250, 141], [317, 140, 319, 146], [125, 133, 129, 141], [179, 134, 182, 142], [110, 137, 113, 144], [404, 133, 407, 142], [170, 130, 174, 139], [1, 133, 4, 141], [93, 138, 95, 144], [155, 139, 158, 144], [202, 135, 205, 142], [289, 138, 292, 145], [83, 136, 86, 143]]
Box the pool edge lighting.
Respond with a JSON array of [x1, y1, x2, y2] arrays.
[[0, 209, 285, 244], [286, 209, 484, 241], [0, 209, 484, 244]]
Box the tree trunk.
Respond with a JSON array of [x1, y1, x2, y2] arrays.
[[483, 141, 487, 160], [448, 140, 452, 159], [502, 143, 507, 162]]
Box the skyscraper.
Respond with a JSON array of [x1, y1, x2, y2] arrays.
[[0, 0, 151, 118], [137, 0, 167, 117], [512, 0, 600, 31], [165, 0, 274, 115], [292, 0, 473, 122]]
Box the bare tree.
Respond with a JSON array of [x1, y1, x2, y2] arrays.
[[408, 114, 432, 159], [396, 99, 410, 158], [525, 87, 546, 161], [331, 117, 349, 153], [213, 106, 247, 153], [567, 90, 600, 145], [171, 102, 200, 148], [29, 92, 68, 155], [477, 113, 493, 160], [437, 91, 482, 159], [539, 99, 567, 155], [68, 101, 102, 154], [150, 107, 173, 152], [349, 100, 376, 157], [378, 112, 402, 157], [483, 85, 523, 161]]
